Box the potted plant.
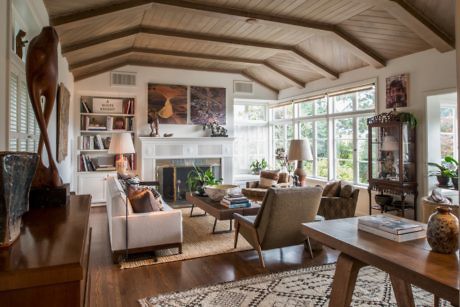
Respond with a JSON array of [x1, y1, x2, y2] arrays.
[[444, 156, 458, 190], [249, 158, 267, 175], [186, 165, 222, 195], [428, 160, 456, 187]]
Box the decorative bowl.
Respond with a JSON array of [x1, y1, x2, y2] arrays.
[[204, 184, 239, 201]]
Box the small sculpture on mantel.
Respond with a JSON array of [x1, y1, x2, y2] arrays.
[[203, 119, 228, 137], [148, 110, 160, 137]]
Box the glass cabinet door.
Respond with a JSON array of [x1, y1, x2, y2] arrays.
[[402, 123, 416, 182]]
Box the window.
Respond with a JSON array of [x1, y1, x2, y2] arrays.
[[9, 60, 39, 152], [270, 104, 294, 169], [271, 83, 376, 185], [440, 105, 457, 158], [233, 102, 269, 175]]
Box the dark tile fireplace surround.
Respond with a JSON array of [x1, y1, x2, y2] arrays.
[[157, 158, 221, 203]]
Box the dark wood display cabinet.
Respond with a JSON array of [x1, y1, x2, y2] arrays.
[[367, 112, 418, 220]]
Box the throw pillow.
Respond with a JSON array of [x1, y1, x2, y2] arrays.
[[322, 180, 341, 197], [259, 170, 280, 188], [128, 189, 161, 213], [340, 185, 354, 198]]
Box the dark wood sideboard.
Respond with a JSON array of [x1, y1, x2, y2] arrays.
[[0, 195, 92, 307]]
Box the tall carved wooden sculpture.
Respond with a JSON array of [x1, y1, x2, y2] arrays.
[[26, 27, 63, 188]]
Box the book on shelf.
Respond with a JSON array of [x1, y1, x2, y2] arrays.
[[106, 116, 113, 131], [358, 215, 424, 235], [95, 166, 116, 171], [358, 223, 426, 242], [87, 126, 107, 131], [81, 100, 91, 113]]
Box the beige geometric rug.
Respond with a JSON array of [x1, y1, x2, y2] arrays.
[[120, 207, 253, 269], [139, 263, 454, 306]]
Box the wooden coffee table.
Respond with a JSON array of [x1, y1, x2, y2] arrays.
[[302, 217, 459, 307], [186, 192, 260, 234]]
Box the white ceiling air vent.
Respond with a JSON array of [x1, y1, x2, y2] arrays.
[[111, 71, 136, 87], [234, 80, 253, 95]]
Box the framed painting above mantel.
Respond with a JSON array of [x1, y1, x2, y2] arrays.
[[190, 86, 226, 125]]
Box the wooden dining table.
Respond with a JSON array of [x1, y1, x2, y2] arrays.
[[302, 217, 459, 307]]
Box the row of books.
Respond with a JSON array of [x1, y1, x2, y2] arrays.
[[220, 193, 251, 208], [358, 215, 426, 242], [78, 135, 110, 150], [81, 116, 134, 131], [81, 99, 135, 115], [78, 154, 136, 172]]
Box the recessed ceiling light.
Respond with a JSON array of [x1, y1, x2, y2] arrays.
[[246, 18, 258, 24]]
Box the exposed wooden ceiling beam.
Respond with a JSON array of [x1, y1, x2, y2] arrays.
[[51, 0, 385, 68], [75, 58, 279, 93], [240, 71, 279, 93], [74, 61, 130, 82], [263, 62, 304, 88], [384, 0, 454, 52], [70, 47, 304, 87], [355, 0, 454, 52], [62, 26, 338, 80]]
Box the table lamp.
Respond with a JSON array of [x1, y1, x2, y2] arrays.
[[288, 139, 313, 186], [108, 132, 135, 175]]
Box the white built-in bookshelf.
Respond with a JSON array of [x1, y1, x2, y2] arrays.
[[76, 95, 137, 203]]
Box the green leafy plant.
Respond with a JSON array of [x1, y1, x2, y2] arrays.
[[397, 112, 418, 128], [186, 165, 222, 194], [249, 158, 268, 174], [428, 162, 456, 178]]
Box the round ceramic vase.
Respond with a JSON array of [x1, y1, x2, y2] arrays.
[[426, 207, 459, 254]]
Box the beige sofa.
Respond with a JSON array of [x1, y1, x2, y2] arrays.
[[106, 176, 183, 262]]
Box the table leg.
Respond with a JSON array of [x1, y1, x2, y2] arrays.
[[390, 274, 415, 307], [211, 218, 234, 234], [189, 204, 206, 217], [329, 253, 365, 307], [212, 218, 217, 233]]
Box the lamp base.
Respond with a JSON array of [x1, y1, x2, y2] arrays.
[[115, 155, 128, 175], [294, 160, 307, 187]]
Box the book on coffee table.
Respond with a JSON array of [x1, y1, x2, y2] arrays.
[[358, 215, 426, 242]]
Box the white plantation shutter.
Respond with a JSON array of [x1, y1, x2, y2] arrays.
[[9, 65, 39, 152], [9, 72, 18, 134]]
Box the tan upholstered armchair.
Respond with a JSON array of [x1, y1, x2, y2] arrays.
[[317, 184, 359, 220], [242, 172, 291, 202], [234, 187, 323, 267]]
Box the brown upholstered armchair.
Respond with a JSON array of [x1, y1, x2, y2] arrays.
[[317, 184, 359, 220], [234, 187, 323, 267], [242, 172, 291, 202]]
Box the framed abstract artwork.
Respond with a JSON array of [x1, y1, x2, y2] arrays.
[[56, 83, 70, 163], [190, 86, 226, 125], [148, 84, 187, 124], [386, 74, 409, 109]]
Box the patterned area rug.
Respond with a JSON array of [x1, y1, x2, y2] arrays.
[[139, 263, 453, 306], [120, 208, 252, 269]]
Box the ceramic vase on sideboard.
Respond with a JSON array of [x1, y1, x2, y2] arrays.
[[426, 207, 459, 254], [0, 152, 38, 248]]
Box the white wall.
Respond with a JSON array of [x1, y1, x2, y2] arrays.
[[0, 0, 9, 151], [279, 49, 457, 219], [75, 65, 276, 138], [4, 0, 75, 185]]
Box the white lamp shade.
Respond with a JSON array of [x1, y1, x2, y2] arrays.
[[108, 133, 135, 154], [381, 135, 398, 151], [288, 139, 313, 161]]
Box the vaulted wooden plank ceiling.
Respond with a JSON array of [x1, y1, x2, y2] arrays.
[[43, 0, 455, 92]]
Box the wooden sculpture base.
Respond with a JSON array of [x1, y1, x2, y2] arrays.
[[29, 183, 70, 208]]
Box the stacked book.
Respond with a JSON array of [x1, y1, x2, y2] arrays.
[[358, 215, 426, 242], [220, 193, 251, 208]]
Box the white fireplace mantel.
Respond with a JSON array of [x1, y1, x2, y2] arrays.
[[138, 137, 235, 183]]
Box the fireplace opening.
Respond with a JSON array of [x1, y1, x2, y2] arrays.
[[157, 159, 221, 203]]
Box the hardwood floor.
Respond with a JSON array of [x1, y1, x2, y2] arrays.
[[88, 206, 339, 307]]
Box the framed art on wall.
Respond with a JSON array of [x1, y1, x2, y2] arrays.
[[190, 86, 226, 125], [386, 74, 409, 109], [148, 84, 187, 124], [57, 83, 70, 163]]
